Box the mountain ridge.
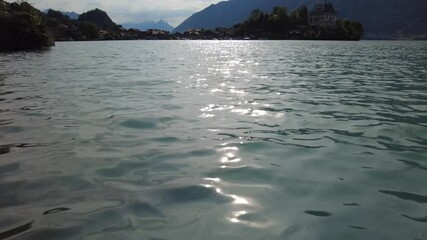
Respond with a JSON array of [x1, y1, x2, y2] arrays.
[[43, 9, 79, 19], [122, 20, 174, 31], [174, 0, 290, 33], [61, 11, 79, 20]]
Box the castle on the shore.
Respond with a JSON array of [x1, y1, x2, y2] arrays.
[[308, 1, 337, 27]]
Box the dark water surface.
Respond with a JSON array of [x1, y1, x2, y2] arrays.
[[0, 40, 426, 240]]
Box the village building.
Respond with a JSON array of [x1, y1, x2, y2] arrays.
[[0, 1, 10, 13], [308, 1, 337, 27], [147, 29, 169, 36]]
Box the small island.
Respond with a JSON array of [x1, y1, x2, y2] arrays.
[[0, 0, 363, 51], [232, 3, 363, 41]]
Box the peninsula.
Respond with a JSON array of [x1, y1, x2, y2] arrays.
[[0, 0, 363, 51]]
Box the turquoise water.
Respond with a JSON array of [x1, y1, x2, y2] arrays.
[[0, 40, 427, 240]]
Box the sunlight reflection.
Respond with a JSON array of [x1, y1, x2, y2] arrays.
[[201, 181, 251, 206], [231, 195, 250, 205], [199, 113, 215, 118], [219, 147, 239, 151], [223, 153, 241, 163], [200, 104, 234, 113], [228, 210, 272, 228], [211, 88, 222, 93], [220, 155, 241, 163], [229, 211, 248, 223], [231, 108, 251, 115], [275, 113, 285, 118], [204, 177, 221, 182], [207, 129, 221, 132], [230, 89, 245, 94], [200, 104, 216, 112], [251, 110, 267, 117], [230, 218, 239, 223]]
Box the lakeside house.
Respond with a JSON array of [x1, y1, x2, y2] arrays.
[[308, 1, 337, 27], [147, 29, 169, 36], [0, 0, 11, 14]]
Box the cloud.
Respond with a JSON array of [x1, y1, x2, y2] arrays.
[[29, 0, 223, 26]]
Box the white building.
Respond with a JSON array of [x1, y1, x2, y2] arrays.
[[308, 2, 337, 27]]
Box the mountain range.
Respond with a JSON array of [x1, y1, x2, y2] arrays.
[[61, 11, 79, 20], [173, 0, 427, 38], [43, 9, 173, 32], [44, 9, 79, 19], [122, 20, 174, 31]]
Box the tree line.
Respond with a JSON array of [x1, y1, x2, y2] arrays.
[[233, 6, 363, 40]]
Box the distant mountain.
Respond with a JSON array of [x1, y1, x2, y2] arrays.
[[61, 11, 79, 20], [174, 0, 290, 33], [174, 0, 427, 38], [330, 0, 426, 38], [122, 20, 174, 32], [43, 9, 79, 19], [78, 8, 116, 29]]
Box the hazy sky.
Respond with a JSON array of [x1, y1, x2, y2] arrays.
[[29, 0, 224, 26]]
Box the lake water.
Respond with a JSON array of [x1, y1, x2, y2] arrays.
[[0, 40, 426, 240]]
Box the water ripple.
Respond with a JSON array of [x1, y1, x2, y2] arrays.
[[0, 40, 426, 239], [0, 221, 34, 240], [379, 190, 427, 203]]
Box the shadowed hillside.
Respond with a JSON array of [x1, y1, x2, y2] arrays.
[[174, 0, 289, 33], [78, 8, 116, 29], [0, 0, 54, 51]]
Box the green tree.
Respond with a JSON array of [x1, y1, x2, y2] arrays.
[[300, 5, 308, 25], [268, 7, 288, 34], [250, 9, 262, 21], [79, 22, 99, 40], [273, 6, 287, 20]]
